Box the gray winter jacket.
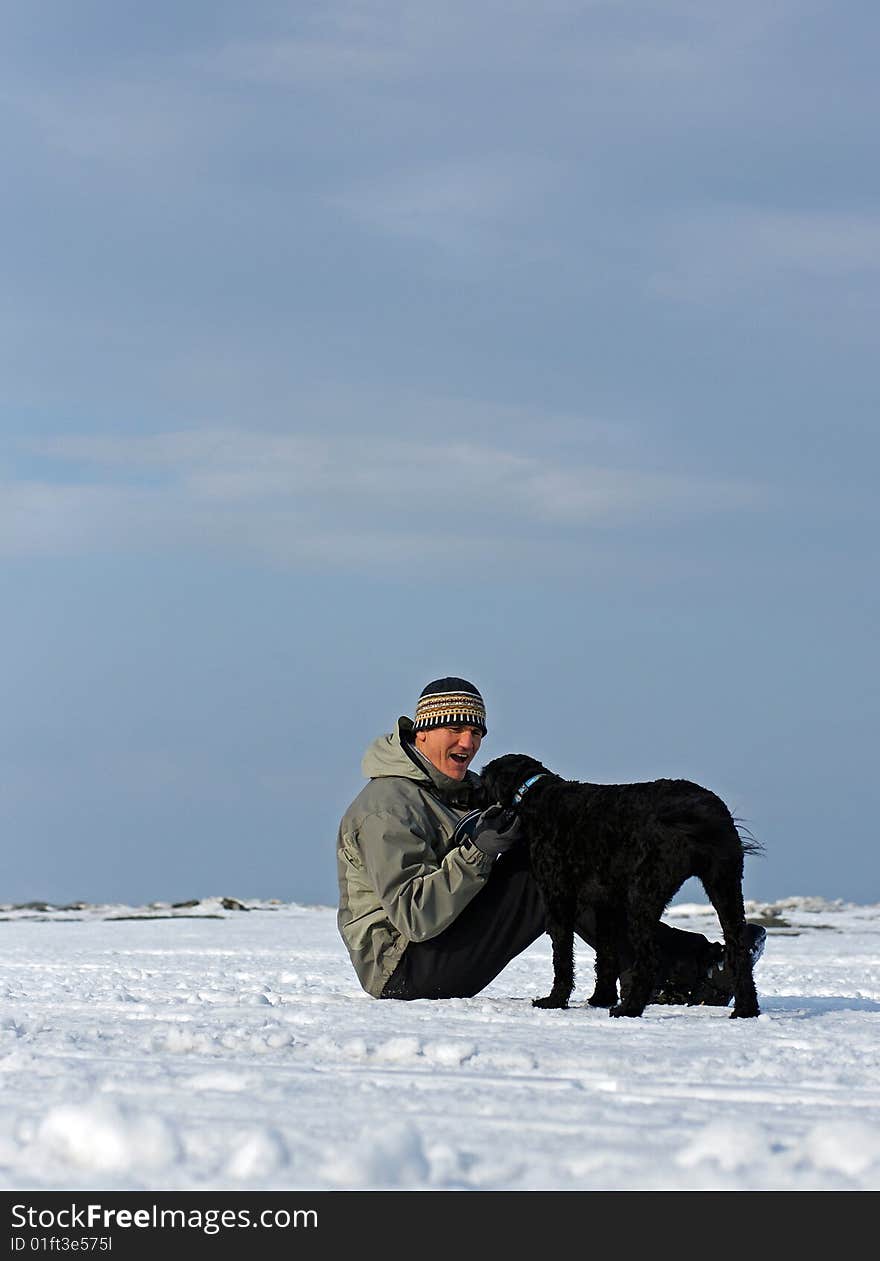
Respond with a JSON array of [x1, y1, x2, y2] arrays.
[[336, 717, 494, 997]]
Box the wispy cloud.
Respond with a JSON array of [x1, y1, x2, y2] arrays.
[[651, 207, 880, 315], [2, 429, 765, 570], [330, 156, 560, 253], [205, 2, 807, 91]]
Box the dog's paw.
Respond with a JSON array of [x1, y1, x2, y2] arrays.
[[609, 1002, 645, 1018], [588, 988, 618, 1008], [532, 994, 568, 1009], [730, 1004, 760, 1018]]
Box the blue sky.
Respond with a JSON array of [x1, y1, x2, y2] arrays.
[[2, 1, 878, 908]]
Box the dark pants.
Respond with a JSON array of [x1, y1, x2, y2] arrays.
[[380, 846, 713, 1001]]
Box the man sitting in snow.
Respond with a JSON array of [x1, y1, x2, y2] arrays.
[[335, 676, 765, 1002]]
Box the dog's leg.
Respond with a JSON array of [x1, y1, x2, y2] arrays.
[[610, 870, 666, 1017], [534, 898, 575, 1009], [701, 860, 760, 1019], [610, 924, 658, 1016], [583, 904, 619, 1008]]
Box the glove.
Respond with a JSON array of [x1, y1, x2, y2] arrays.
[[466, 804, 523, 858]]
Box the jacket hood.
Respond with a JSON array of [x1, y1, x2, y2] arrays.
[[361, 716, 481, 797]]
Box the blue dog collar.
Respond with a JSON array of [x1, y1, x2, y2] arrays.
[[513, 773, 547, 805]]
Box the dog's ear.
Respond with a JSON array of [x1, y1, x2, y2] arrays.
[[479, 753, 542, 806], [471, 777, 491, 809]]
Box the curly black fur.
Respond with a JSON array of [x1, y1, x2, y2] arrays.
[[480, 753, 762, 1019]]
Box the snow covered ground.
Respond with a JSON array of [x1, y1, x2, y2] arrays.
[[1, 895, 878, 1192]]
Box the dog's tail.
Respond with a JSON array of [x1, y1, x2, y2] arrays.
[[658, 789, 764, 858], [733, 815, 764, 857]]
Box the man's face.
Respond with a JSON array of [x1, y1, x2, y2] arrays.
[[415, 724, 483, 780]]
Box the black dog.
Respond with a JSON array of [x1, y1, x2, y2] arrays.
[[480, 753, 762, 1019]]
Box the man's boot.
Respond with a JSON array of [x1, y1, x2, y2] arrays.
[[651, 923, 767, 1006]]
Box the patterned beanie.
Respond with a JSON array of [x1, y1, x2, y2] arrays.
[[413, 677, 487, 735]]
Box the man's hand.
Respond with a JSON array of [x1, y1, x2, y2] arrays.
[[469, 804, 523, 858]]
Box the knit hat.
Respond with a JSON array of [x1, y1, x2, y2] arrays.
[[413, 677, 487, 735]]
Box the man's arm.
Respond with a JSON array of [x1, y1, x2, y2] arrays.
[[357, 809, 493, 943]]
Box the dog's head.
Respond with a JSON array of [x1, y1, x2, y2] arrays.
[[479, 753, 552, 809]]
